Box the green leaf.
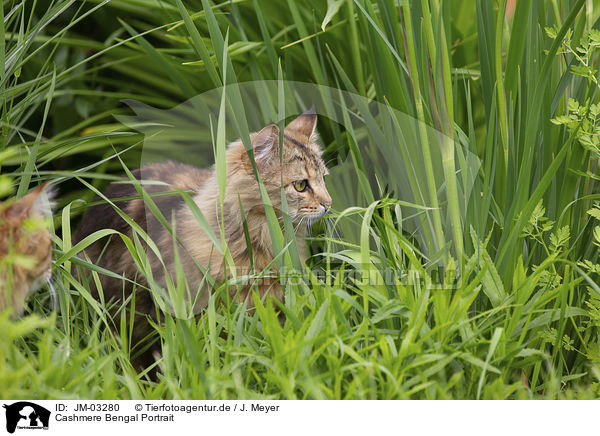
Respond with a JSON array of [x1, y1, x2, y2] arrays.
[[470, 228, 506, 307], [594, 226, 600, 247], [321, 0, 344, 31], [545, 26, 557, 39], [549, 226, 570, 252], [182, 41, 263, 66], [550, 115, 572, 125], [587, 205, 600, 221]]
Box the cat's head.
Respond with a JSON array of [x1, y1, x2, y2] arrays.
[[0, 182, 53, 306], [248, 109, 332, 224]]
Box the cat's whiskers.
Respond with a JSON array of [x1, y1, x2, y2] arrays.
[[327, 215, 342, 240], [325, 217, 343, 251], [294, 216, 307, 236], [306, 216, 314, 237]]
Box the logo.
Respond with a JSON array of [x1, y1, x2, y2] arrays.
[[2, 402, 50, 434]]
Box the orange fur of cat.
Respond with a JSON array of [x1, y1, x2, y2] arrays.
[[0, 183, 53, 316]]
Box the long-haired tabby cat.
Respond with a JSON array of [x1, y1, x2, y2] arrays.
[[75, 109, 332, 370], [0, 182, 53, 317]]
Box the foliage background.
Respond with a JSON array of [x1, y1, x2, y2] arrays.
[[2, 0, 600, 399]]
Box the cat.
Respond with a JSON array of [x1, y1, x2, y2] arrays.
[[74, 109, 332, 370], [0, 182, 53, 317]]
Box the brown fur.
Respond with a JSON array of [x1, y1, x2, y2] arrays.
[[0, 183, 53, 317], [74, 110, 332, 370]]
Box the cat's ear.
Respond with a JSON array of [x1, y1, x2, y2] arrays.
[[285, 106, 317, 142], [5, 182, 51, 220], [252, 124, 279, 166]]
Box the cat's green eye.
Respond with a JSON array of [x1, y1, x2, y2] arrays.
[[293, 179, 308, 192]]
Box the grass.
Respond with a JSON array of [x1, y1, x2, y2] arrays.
[[2, 0, 600, 399]]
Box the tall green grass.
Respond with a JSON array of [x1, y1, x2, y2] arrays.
[[1, 0, 600, 399]]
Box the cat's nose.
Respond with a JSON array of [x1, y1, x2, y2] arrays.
[[320, 195, 332, 213]]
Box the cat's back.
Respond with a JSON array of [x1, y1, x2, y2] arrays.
[[76, 160, 211, 240], [139, 160, 212, 192]]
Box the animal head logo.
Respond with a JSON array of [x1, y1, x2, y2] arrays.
[[2, 402, 50, 433]]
